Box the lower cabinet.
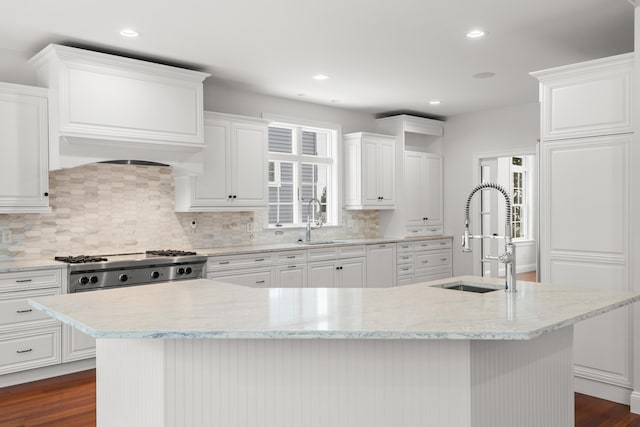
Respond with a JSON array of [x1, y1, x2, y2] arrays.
[[307, 258, 366, 288], [274, 264, 307, 288], [62, 326, 96, 362], [208, 267, 274, 288], [366, 243, 396, 287], [0, 327, 61, 375], [396, 238, 453, 285]]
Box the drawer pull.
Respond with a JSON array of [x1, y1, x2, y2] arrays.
[[440, 242, 446, 245], [431, 228, 438, 232], [401, 267, 411, 271], [255, 258, 265, 262], [286, 255, 296, 259], [288, 265, 297, 268], [16, 309, 33, 314], [400, 256, 410, 260], [378, 244, 386, 248], [16, 348, 33, 354], [255, 280, 265, 284], [219, 261, 230, 265], [15, 279, 32, 283], [441, 258, 448, 262], [422, 261, 429, 264]]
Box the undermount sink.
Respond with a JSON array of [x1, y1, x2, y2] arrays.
[[432, 281, 500, 294]]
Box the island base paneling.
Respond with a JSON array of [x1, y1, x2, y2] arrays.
[[96, 327, 573, 427]]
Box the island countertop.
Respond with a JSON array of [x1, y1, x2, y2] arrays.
[[29, 275, 640, 340]]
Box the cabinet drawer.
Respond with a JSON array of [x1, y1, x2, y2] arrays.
[[406, 226, 443, 237], [274, 251, 307, 264], [414, 239, 452, 251], [415, 270, 452, 284], [415, 250, 451, 269], [307, 247, 339, 261], [0, 288, 61, 332], [208, 268, 273, 287], [397, 242, 414, 253], [397, 264, 414, 275], [397, 253, 414, 265], [207, 253, 274, 272], [415, 264, 451, 277], [397, 276, 414, 287], [0, 269, 63, 292], [0, 326, 61, 375], [338, 245, 366, 259]]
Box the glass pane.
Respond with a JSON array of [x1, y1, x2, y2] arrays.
[[512, 222, 522, 238], [268, 162, 275, 182], [268, 127, 293, 153], [268, 205, 278, 224], [512, 206, 521, 222], [280, 162, 293, 183], [315, 132, 329, 157], [512, 157, 523, 166], [302, 131, 317, 155], [280, 184, 294, 203], [268, 187, 278, 203], [279, 204, 294, 224], [300, 185, 314, 202], [513, 189, 522, 205], [301, 163, 315, 184]]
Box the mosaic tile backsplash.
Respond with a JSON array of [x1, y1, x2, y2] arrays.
[[0, 163, 380, 260]]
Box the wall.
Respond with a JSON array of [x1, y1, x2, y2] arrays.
[[0, 163, 379, 260], [442, 102, 540, 276]]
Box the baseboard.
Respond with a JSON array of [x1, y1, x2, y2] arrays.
[[631, 391, 640, 414], [574, 375, 632, 405], [0, 358, 95, 388]]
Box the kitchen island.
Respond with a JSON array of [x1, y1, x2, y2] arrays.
[[30, 276, 640, 427]]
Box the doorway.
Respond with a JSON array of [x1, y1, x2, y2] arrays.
[[472, 150, 538, 281]]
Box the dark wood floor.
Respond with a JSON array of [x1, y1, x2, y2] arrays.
[[1, 369, 639, 426]]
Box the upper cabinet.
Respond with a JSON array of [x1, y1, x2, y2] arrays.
[[0, 83, 51, 213], [343, 132, 396, 210], [404, 152, 443, 235], [531, 53, 632, 141], [174, 112, 268, 212], [29, 44, 210, 175]]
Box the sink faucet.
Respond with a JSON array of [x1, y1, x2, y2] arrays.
[[461, 182, 517, 293], [305, 198, 324, 243]]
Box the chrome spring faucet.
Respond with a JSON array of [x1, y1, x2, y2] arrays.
[[461, 182, 517, 293], [305, 198, 324, 243]]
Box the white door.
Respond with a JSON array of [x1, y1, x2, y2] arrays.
[[366, 244, 396, 288], [423, 154, 442, 226], [362, 138, 380, 205], [307, 261, 337, 288], [230, 122, 267, 206], [275, 264, 307, 288], [338, 258, 366, 288], [193, 119, 230, 206], [404, 152, 424, 226], [378, 139, 395, 205]]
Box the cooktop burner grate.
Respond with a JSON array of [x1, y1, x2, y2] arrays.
[[55, 255, 108, 264], [145, 249, 197, 257]]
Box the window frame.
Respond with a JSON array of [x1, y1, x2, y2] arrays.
[[263, 115, 342, 229]]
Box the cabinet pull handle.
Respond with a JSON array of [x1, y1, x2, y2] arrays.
[[440, 242, 446, 245], [401, 267, 410, 271], [255, 280, 265, 284], [422, 261, 429, 264], [228, 195, 232, 199], [288, 265, 297, 268], [441, 258, 448, 262], [286, 255, 296, 259], [255, 258, 265, 262], [17, 348, 32, 354], [431, 228, 438, 232], [233, 195, 237, 199], [379, 244, 386, 248], [16, 309, 33, 314], [219, 261, 230, 265], [401, 256, 409, 260], [15, 279, 32, 283]]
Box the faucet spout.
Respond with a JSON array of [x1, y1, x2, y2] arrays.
[[462, 182, 517, 293], [305, 198, 324, 243]]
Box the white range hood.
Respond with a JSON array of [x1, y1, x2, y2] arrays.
[[29, 44, 210, 176]]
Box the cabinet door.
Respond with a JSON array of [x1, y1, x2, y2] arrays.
[[0, 85, 50, 213], [404, 152, 424, 226], [230, 122, 267, 207], [362, 138, 380, 205], [274, 264, 307, 288], [377, 139, 395, 205], [191, 118, 231, 206], [338, 258, 366, 288], [307, 261, 337, 288], [62, 325, 95, 362], [366, 244, 396, 288], [423, 154, 443, 226]]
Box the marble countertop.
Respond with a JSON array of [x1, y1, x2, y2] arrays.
[[30, 275, 640, 340], [199, 235, 453, 256]]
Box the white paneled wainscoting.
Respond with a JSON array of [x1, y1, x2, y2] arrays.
[[96, 327, 573, 427]]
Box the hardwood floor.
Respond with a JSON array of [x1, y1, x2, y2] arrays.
[[1, 370, 639, 426]]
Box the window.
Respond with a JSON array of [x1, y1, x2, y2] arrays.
[[266, 121, 338, 227], [510, 156, 528, 239]]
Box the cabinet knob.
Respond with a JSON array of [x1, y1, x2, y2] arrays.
[[43, 192, 49, 197], [228, 195, 232, 199], [233, 195, 237, 199]]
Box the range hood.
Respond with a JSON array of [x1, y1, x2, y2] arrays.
[[29, 44, 210, 176]]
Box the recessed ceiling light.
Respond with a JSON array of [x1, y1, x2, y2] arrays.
[[429, 100, 441, 105], [466, 29, 486, 39], [473, 72, 496, 79], [119, 28, 140, 38], [312, 74, 329, 81]]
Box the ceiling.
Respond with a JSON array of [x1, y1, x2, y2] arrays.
[[0, 0, 634, 118]]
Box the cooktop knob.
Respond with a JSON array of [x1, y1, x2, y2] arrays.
[[119, 274, 129, 282], [90, 276, 99, 284], [177, 268, 185, 275], [79, 276, 89, 285], [151, 271, 160, 279], [185, 267, 193, 275]]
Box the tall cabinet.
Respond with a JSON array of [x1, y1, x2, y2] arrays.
[[532, 53, 633, 405]]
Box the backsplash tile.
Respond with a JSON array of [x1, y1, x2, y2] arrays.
[[0, 164, 379, 260]]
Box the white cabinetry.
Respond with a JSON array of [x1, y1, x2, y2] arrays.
[[366, 243, 396, 287], [29, 44, 210, 174], [344, 132, 396, 209], [0, 83, 50, 213], [405, 151, 443, 236], [307, 246, 366, 288], [396, 238, 453, 286], [207, 252, 275, 287], [175, 112, 268, 211], [533, 54, 633, 404], [0, 268, 63, 375]]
